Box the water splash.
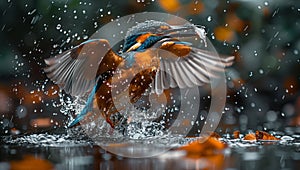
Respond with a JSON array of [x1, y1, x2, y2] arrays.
[[3, 127, 92, 147], [124, 121, 168, 139]]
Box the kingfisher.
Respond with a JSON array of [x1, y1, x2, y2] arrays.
[[44, 20, 234, 129]]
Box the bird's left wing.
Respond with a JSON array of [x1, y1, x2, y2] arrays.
[[154, 42, 234, 94], [44, 39, 122, 96]]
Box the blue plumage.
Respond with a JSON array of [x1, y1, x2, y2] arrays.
[[122, 34, 142, 52], [68, 72, 112, 127], [136, 35, 165, 51], [68, 85, 96, 127]]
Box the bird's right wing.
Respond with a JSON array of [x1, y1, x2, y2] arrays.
[[44, 39, 123, 96], [154, 44, 234, 94]]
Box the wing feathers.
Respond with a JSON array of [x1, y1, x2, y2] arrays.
[[155, 47, 234, 93], [44, 39, 121, 96]]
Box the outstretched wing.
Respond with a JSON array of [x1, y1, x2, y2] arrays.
[[154, 43, 234, 94], [44, 39, 122, 96]]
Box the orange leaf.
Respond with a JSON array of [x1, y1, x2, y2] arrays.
[[233, 130, 240, 139], [255, 131, 279, 140], [244, 133, 256, 140], [179, 136, 227, 157]]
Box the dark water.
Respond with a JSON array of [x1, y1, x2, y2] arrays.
[[1, 132, 300, 170]]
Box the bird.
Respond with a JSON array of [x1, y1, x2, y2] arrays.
[[44, 20, 234, 129]]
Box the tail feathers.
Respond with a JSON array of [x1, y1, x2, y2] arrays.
[[68, 86, 96, 127]]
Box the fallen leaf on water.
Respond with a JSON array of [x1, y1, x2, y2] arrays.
[[255, 130, 280, 140], [243, 131, 280, 141], [243, 133, 256, 141], [233, 130, 240, 139]]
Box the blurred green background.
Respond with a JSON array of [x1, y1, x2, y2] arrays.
[[0, 0, 299, 135]]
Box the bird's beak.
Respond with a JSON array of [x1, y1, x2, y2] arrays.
[[163, 24, 198, 38]]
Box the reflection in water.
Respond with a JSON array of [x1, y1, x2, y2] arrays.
[[10, 155, 54, 170], [1, 132, 300, 170]]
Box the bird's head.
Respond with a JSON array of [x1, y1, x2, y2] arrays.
[[122, 20, 197, 52]]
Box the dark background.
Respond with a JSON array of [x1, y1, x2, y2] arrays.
[[0, 0, 299, 135]]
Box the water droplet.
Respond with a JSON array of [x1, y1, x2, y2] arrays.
[[83, 35, 88, 39], [28, 9, 36, 15], [254, 50, 258, 56], [264, 1, 269, 6], [249, 71, 253, 77], [16, 105, 27, 118], [207, 16, 212, 22], [56, 24, 61, 30]]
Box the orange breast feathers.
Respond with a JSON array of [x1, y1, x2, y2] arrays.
[[160, 41, 191, 57], [136, 33, 156, 43]]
